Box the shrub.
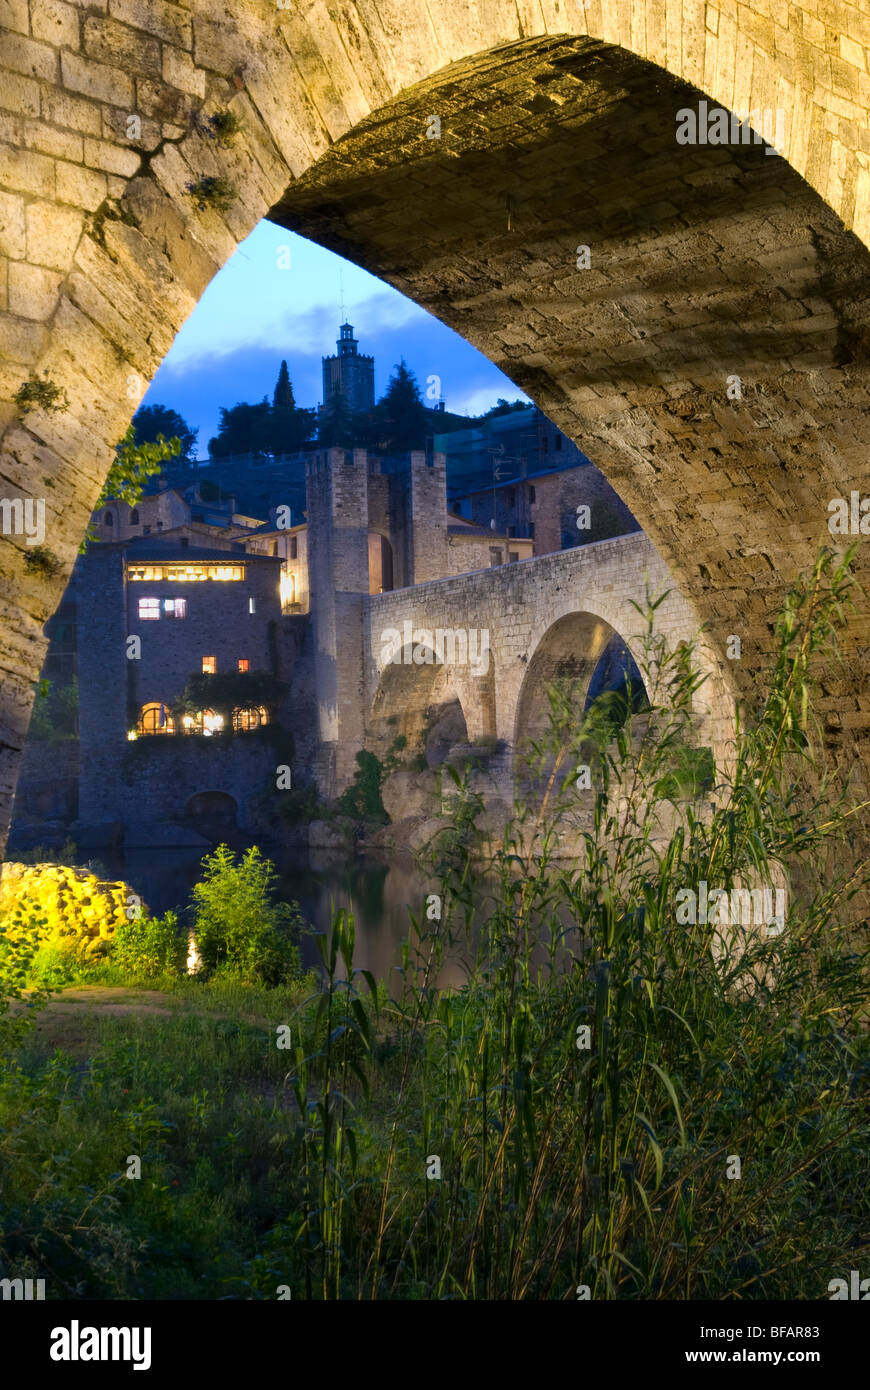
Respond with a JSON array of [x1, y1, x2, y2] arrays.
[[111, 911, 186, 981], [13, 372, 68, 415], [190, 845, 304, 985], [185, 176, 236, 213]]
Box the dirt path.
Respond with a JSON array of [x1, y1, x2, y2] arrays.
[[39, 986, 175, 1018]]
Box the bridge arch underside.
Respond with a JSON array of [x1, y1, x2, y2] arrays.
[[368, 641, 494, 764], [5, 10, 870, 853], [273, 36, 870, 799], [514, 610, 646, 803]]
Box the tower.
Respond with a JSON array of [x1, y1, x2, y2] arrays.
[[321, 322, 375, 417]]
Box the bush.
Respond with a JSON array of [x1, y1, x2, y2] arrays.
[[111, 911, 186, 981], [190, 845, 304, 986]]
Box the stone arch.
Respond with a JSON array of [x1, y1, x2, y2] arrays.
[[3, 2, 870, 852], [183, 789, 237, 830], [369, 638, 477, 762]]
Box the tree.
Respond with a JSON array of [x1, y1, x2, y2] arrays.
[[272, 360, 295, 410], [317, 388, 358, 449], [208, 398, 273, 457], [81, 426, 181, 550], [269, 361, 316, 452], [373, 360, 428, 452], [132, 403, 197, 460]]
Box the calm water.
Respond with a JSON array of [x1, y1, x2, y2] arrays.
[[93, 843, 479, 987]]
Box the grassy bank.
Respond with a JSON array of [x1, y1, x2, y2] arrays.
[[1, 551, 868, 1300]]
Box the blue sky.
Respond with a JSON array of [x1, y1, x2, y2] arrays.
[[142, 222, 528, 457]]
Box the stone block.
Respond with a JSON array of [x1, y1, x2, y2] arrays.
[[83, 16, 161, 77], [0, 142, 54, 196], [41, 87, 102, 135], [83, 136, 141, 176], [162, 44, 205, 98], [55, 158, 106, 209], [8, 260, 63, 320], [0, 190, 26, 259], [32, 0, 82, 50], [109, 0, 192, 49], [61, 50, 133, 106], [2, 33, 59, 83], [26, 198, 84, 268], [0, 71, 40, 118]]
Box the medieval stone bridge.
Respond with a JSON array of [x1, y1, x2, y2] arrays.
[[3, 0, 870, 855], [364, 530, 732, 793]]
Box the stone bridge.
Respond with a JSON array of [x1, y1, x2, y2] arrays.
[[363, 531, 731, 799], [3, 0, 870, 855]]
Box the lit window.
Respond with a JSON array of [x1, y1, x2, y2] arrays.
[[202, 656, 216, 673], [126, 564, 245, 582], [248, 597, 256, 614], [138, 597, 160, 620], [238, 659, 249, 672], [137, 701, 174, 735], [164, 598, 187, 618], [233, 705, 268, 731]]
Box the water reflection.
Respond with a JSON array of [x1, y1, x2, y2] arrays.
[[93, 843, 477, 987]]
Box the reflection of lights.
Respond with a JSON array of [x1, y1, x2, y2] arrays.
[[202, 710, 224, 735], [182, 715, 194, 729], [186, 930, 202, 976], [127, 730, 138, 741]]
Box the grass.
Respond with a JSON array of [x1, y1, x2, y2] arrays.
[[1, 549, 868, 1300]]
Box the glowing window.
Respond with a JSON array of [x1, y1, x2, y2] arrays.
[[127, 564, 245, 582], [238, 659, 249, 672], [232, 705, 268, 731], [202, 655, 216, 674], [137, 701, 174, 735], [248, 597, 256, 614], [138, 597, 160, 620], [164, 598, 187, 618]]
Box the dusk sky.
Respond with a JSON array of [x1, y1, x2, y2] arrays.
[[142, 221, 529, 457]]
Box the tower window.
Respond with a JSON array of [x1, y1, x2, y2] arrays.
[[290, 536, 298, 559], [104, 511, 113, 526], [238, 659, 249, 672], [555, 435, 562, 451], [529, 486, 536, 504], [129, 508, 139, 525], [248, 596, 256, 614], [202, 656, 216, 674]]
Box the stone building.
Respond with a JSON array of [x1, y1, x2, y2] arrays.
[[320, 321, 375, 418]]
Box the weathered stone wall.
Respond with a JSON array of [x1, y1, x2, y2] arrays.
[[366, 530, 733, 794], [3, 0, 870, 853]]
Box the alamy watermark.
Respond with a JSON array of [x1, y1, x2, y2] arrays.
[[380, 623, 490, 676], [0, 497, 45, 545], [676, 880, 786, 935], [676, 101, 785, 156]]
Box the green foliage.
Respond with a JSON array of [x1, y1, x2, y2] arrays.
[[28, 676, 78, 741], [185, 175, 237, 213], [111, 912, 186, 982], [208, 380, 316, 458], [23, 545, 62, 579], [191, 845, 304, 985], [132, 403, 197, 461], [204, 110, 243, 146], [173, 669, 288, 727], [0, 902, 53, 1049], [337, 737, 406, 823], [82, 426, 181, 552], [13, 372, 69, 415]]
